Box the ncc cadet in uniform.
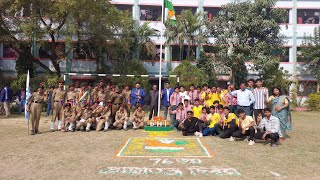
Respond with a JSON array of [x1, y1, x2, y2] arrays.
[[91, 84, 99, 103], [105, 84, 112, 106], [97, 86, 107, 106], [51, 80, 67, 132], [61, 103, 75, 132], [111, 86, 124, 124], [66, 84, 77, 106], [96, 105, 112, 132], [90, 102, 104, 129], [76, 83, 90, 106], [27, 84, 45, 135], [75, 104, 93, 132], [113, 104, 128, 130], [122, 85, 131, 118], [132, 104, 146, 130]]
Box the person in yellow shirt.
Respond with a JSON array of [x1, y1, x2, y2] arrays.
[[192, 99, 203, 119], [202, 106, 221, 136], [230, 109, 256, 145], [201, 88, 213, 108], [211, 86, 221, 104], [217, 87, 226, 106], [219, 107, 239, 140]]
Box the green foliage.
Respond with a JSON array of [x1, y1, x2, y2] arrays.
[[170, 61, 206, 87], [165, 10, 208, 60], [212, 0, 286, 84], [305, 93, 320, 111], [262, 63, 290, 91], [11, 74, 60, 93], [111, 61, 150, 90], [196, 52, 218, 86]]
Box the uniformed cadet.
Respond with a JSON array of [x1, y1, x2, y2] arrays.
[[91, 102, 104, 129], [75, 104, 93, 132], [111, 86, 124, 123], [27, 84, 45, 135], [97, 86, 107, 106], [105, 84, 112, 105], [51, 80, 67, 132], [61, 103, 75, 132], [113, 105, 128, 130], [91, 85, 99, 103], [76, 83, 90, 106], [66, 84, 77, 106], [132, 104, 146, 130], [96, 105, 112, 132], [122, 85, 131, 118]]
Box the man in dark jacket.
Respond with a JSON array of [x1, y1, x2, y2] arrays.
[[0, 84, 13, 117], [149, 84, 159, 120]]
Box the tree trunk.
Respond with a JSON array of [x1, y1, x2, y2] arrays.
[[187, 44, 191, 60], [179, 45, 183, 61]]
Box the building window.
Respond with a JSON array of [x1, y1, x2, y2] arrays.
[[297, 9, 320, 24], [140, 6, 161, 21], [172, 45, 197, 61], [175, 7, 197, 16], [204, 7, 221, 20]]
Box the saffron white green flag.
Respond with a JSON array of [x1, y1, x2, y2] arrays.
[[164, 0, 176, 23]]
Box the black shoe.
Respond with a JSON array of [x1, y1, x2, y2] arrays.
[[30, 130, 35, 135], [35, 130, 41, 134]]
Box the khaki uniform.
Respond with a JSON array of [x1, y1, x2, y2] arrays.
[[105, 90, 112, 104], [91, 89, 98, 102], [61, 108, 75, 131], [113, 110, 128, 129], [97, 91, 107, 106], [122, 90, 131, 117], [75, 109, 93, 131], [132, 110, 146, 129], [66, 90, 77, 106], [51, 88, 66, 130], [96, 110, 112, 131], [28, 92, 45, 133], [77, 89, 90, 105], [111, 92, 124, 122]]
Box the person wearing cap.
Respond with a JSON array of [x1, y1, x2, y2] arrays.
[[51, 80, 67, 132], [61, 103, 76, 132], [27, 84, 45, 135], [97, 86, 107, 106], [105, 84, 112, 105], [130, 82, 146, 111], [91, 102, 104, 122], [66, 84, 77, 107], [113, 105, 128, 130], [96, 105, 112, 132], [132, 104, 146, 130], [75, 103, 93, 132], [111, 86, 124, 124], [122, 85, 131, 118], [91, 84, 99, 103], [76, 83, 90, 106]]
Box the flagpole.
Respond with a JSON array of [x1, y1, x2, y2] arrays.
[[157, 0, 165, 118]]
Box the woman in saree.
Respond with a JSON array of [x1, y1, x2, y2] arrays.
[[267, 87, 292, 140]]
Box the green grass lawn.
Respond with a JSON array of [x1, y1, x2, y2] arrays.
[[0, 111, 319, 179]]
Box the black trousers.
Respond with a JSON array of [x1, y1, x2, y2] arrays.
[[232, 127, 255, 141], [254, 132, 279, 143], [149, 105, 158, 120], [219, 122, 239, 139], [182, 120, 204, 136]]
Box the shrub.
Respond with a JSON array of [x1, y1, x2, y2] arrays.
[[305, 93, 320, 111]]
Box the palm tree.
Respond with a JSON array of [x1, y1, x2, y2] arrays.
[[165, 10, 207, 60]]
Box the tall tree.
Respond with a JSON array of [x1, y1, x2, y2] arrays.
[[0, 0, 132, 76], [301, 27, 320, 92], [165, 10, 208, 60], [212, 0, 287, 84]]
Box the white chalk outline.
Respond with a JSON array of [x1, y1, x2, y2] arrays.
[[116, 137, 212, 158]]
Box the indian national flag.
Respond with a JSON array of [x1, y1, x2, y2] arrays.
[[164, 0, 176, 23]]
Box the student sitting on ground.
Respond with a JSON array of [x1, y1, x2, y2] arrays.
[[219, 107, 239, 140], [230, 108, 256, 145], [254, 108, 282, 147], [203, 106, 221, 136], [182, 111, 204, 137]]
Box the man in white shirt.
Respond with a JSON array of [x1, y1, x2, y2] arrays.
[[254, 108, 282, 147], [231, 82, 255, 115]]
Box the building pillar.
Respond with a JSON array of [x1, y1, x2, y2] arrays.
[[289, 9, 293, 24], [0, 43, 3, 58], [196, 0, 204, 60], [133, 0, 140, 22]]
